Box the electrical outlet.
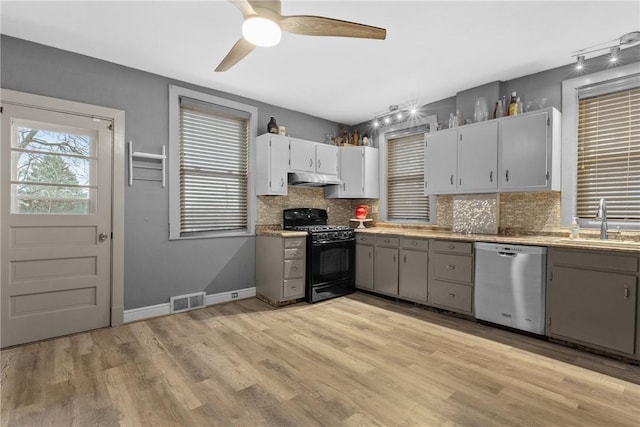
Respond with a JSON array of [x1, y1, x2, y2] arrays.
[[231, 292, 239, 299]]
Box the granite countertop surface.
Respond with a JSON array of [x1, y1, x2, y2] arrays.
[[355, 225, 640, 254], [255, 225, 308, 238]]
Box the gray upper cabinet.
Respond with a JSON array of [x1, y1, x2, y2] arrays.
[[499, 107, 561, 192], [315, 143, 338, 176], [424, 129, 457, 195], [325, 146, 379, 199], [458, 121, 498, 193], [256, 134, 289, 195], [424, 107, 561, 195], [289, 138, 316, 172]]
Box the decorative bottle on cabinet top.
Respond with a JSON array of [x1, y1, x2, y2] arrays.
[[268, 116, 278, 134]]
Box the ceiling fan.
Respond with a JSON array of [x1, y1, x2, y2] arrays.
[[215, 0, 387, 72]]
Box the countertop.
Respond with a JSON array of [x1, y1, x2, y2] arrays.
[[355, 227, 640, 254], [255, 224, 640, 253]]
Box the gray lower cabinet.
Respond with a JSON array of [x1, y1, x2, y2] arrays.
[[256, 236, 306, 304], [547, 248, 639, 357], [355, 234, 374, 290], [399, 238, 429, 303], [428, 240, 474, 314], [374, 236, 399, 296]]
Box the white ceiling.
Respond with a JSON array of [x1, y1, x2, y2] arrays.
[[1, 1, 638, 125]]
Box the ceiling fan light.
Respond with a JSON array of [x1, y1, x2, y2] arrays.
[[242, 17, 281, 47]]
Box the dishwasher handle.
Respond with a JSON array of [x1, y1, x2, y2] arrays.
[[497, 251, 518, 257]]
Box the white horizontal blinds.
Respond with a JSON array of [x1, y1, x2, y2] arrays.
[[576, 87, 640, 220], [387, 133, 429, 220], [179, 97, 249, 234]]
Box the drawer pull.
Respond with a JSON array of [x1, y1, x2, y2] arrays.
[[448, 293, 456, 298], [447, 264, 456, 270], [448, 244, 455, 249], [291, 267, 297, 271], [291, 286, 297, 290], [411, 241, 417, 246], [384, 239, 390, 243]]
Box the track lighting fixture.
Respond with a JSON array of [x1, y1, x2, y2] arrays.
[[609, 46, 620, 62], [370, 102, 421, 130], [571, 31, 640, 68]]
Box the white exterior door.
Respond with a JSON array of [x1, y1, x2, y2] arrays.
[[1, 103, 112, 347]]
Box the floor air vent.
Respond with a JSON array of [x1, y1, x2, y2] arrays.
[[170, 291, 206, 313]]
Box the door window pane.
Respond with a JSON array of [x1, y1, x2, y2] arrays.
[[11, 120, 97, 214]]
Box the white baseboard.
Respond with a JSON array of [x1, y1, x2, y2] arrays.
[[123, 287, 256, 323]]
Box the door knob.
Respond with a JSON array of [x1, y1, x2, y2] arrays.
[[99, 232, 109, 242]]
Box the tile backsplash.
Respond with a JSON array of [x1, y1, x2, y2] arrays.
[[257, 187, 352, 226], [257, 189, 562, 233]]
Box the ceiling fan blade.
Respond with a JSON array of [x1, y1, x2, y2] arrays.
[[248, 0, 281, 16], [229, 0, 256, 19], [280, 15, 386, 40], [215, 38, 256, 72]]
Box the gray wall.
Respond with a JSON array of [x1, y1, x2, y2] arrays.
[[354, 46, 640, 132], [1, 35, 342, 309]]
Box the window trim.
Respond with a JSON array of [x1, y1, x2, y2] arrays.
[[378, 119, 436, 224], [561, 62, 640, 230], [168, 85, 257, 240]]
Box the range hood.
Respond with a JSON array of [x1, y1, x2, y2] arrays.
[[288, 172, 342, 187]]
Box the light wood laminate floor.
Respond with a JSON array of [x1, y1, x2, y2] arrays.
[[2, 292, 640, 426]]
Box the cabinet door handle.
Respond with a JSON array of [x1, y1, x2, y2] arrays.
[[447, 264, 456, 270], [489, 170, 493, 182], [448, 293, 456, 298], [309, 158, 313, 167], [505, 169, 510, 182], [342, 182, 346, 191], [393, 255, 396, 263], [318, 159, 322, 169], [403, 255, 407, 263], [450, 174, 454, 185], [624, 285, 630, 300]]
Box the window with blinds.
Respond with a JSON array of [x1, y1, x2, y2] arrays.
[[576, 86, 640, 221], [178, 97, 249, 234], [387, 133, 429, 221]]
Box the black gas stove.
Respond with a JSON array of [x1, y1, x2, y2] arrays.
[[283, 208, 355, 303], [289, 225, 355, 243]]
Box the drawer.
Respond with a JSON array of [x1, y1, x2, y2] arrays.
[[356, 234, 375, 245], [401, 237, 429, 251], [284, 247, 305, 259], [284, 259, 304, 279], [283, 278, 305, 299], [432, 240, 473, 254], [376, 236, 399, 247], [284, 238, 305, 249], [549, 248, 638, 273], [430, 280, 472, 313], [432, 253, 473, 283]]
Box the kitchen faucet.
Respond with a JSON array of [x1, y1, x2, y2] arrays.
[[595, 198, 608, 240]]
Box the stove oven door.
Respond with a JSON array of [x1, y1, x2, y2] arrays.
[[308, 239, 355, 302]]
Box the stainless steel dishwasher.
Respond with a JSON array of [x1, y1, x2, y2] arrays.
[[474, 243, 547, 335]]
